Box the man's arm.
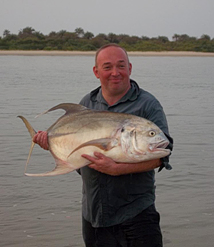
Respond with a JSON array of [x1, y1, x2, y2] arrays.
[[82, 152, 161, 176]]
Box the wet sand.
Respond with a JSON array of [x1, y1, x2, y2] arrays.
[[1, 50, 214, 56]]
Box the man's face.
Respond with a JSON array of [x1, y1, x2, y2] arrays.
[[93, 46, 132, 97]]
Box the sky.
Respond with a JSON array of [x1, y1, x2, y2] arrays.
[[1, 0, 214, 40]]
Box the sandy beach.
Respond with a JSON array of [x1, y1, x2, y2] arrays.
[[0, 50, 214, 56]]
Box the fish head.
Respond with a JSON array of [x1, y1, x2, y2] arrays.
[[120, 120, 170, 161]]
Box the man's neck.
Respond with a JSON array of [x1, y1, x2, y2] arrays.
[[104, 95, 123, 106], [102, 85, 131, 106]]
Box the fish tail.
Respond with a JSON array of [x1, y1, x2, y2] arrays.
[[17, 115, 36, 138], [24, 141, 35, 174], [18, 115, 37, 174]]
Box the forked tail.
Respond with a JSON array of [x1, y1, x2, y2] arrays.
[[18, 115, 75, 177], [17, 116, 36, 175]]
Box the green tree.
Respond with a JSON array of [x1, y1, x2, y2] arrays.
[[96, 33, 108, 40], [91, 37, 107, 48], [34, 31, 45, 40], [84, 31, 94, 40], [141, 36, 150, 41], [0, 27, 213, 52], [172, 34, 180, 41], [120, 35, 141, 45], [157, 36, 169, 43], [18, 27, 35, 38], [3, 29, 10, 37], [48, 31, 57, 37], [75, 27, 84, 38], [57, 30, 67, 38], [107, 33, 119, 43], [178, 34, 190, 42], [200, 34, 211, 41]]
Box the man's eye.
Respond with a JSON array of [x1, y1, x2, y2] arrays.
[[118, 64, 125, 68]]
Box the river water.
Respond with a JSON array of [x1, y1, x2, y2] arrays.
[[0, 55, 214, 247]]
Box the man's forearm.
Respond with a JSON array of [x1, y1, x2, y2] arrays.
[[83, 152, 162, 176], [112, 159, 162, 176]]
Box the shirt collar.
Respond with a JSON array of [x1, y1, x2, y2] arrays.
[[90, 79, 140, 105]]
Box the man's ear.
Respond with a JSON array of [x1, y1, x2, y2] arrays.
[[93, 66, 99, 79]]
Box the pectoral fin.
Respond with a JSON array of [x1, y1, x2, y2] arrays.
[[67, 138, 117, 158]]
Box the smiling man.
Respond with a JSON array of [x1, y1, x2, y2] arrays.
[[93, 45, 132, 105], [33, 44, 173, 247]]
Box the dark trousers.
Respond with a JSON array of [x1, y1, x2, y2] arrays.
[[82, 204, 163, 247]]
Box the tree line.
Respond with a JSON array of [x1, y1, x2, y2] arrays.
[[1, 27, 214, 52]]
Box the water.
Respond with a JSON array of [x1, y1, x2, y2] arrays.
[[0, 55, 214, 247]]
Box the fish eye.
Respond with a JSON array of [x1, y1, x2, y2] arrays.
[[149, 130, 156, 137], [121, 127, 125, 132]]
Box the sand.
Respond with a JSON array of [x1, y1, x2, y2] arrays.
[[0, 50, 214, 56]]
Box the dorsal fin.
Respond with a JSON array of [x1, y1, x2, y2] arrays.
[[36, 103, 89, 118]]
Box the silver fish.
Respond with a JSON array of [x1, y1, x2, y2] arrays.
[[18, 103, 170, 176]]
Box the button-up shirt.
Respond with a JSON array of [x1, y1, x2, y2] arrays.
[[79, 79, 173, 227]]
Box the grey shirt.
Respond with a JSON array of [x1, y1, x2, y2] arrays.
[[79, 79, 173, 227]]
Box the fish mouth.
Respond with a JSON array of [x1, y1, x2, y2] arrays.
[[149, 140, 169, 152]]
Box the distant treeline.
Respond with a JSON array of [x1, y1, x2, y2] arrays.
[[1, 27, 214, 52]]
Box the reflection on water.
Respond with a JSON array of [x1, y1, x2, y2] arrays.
[[0, 55, 214, 247]]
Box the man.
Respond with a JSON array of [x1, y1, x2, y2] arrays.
[[33, 44, 173, 247]]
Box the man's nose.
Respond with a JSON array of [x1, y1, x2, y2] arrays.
[[111, 67, 119, 76]]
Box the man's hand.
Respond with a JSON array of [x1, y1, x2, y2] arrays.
[[81, 152, 119, 176], [81, 152, 161, 176], [33, 131, 49, 150]]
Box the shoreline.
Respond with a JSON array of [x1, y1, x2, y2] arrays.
[[0, 50, 214, 57]]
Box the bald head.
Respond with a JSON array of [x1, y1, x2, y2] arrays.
[[95, 43, 130, 67]]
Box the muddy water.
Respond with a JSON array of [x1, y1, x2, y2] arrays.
[[1, 55, 214, 246]]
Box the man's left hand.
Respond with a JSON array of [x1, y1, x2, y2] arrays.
[[81, 152, 119, 176]]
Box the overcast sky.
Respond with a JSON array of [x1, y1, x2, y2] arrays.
[[1, 0, 214, 39]]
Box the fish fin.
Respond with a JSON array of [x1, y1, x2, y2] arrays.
[[18, 116, 37, 174], [25, 159, 75, 177], [17, 116, 36, 138], [36, 103, 89, 118], [67, 138, 116, 158], [24, 141, 35, 174]]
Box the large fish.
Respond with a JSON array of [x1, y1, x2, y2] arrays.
[[18, 103, 170, 177]]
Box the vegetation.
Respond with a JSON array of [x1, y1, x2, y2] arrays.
[[1, 27, 214, 52]]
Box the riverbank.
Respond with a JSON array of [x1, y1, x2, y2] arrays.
[[1, 50, 214, 56]]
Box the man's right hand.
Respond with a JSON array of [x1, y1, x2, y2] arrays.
[[33, 131, 49, 150]]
